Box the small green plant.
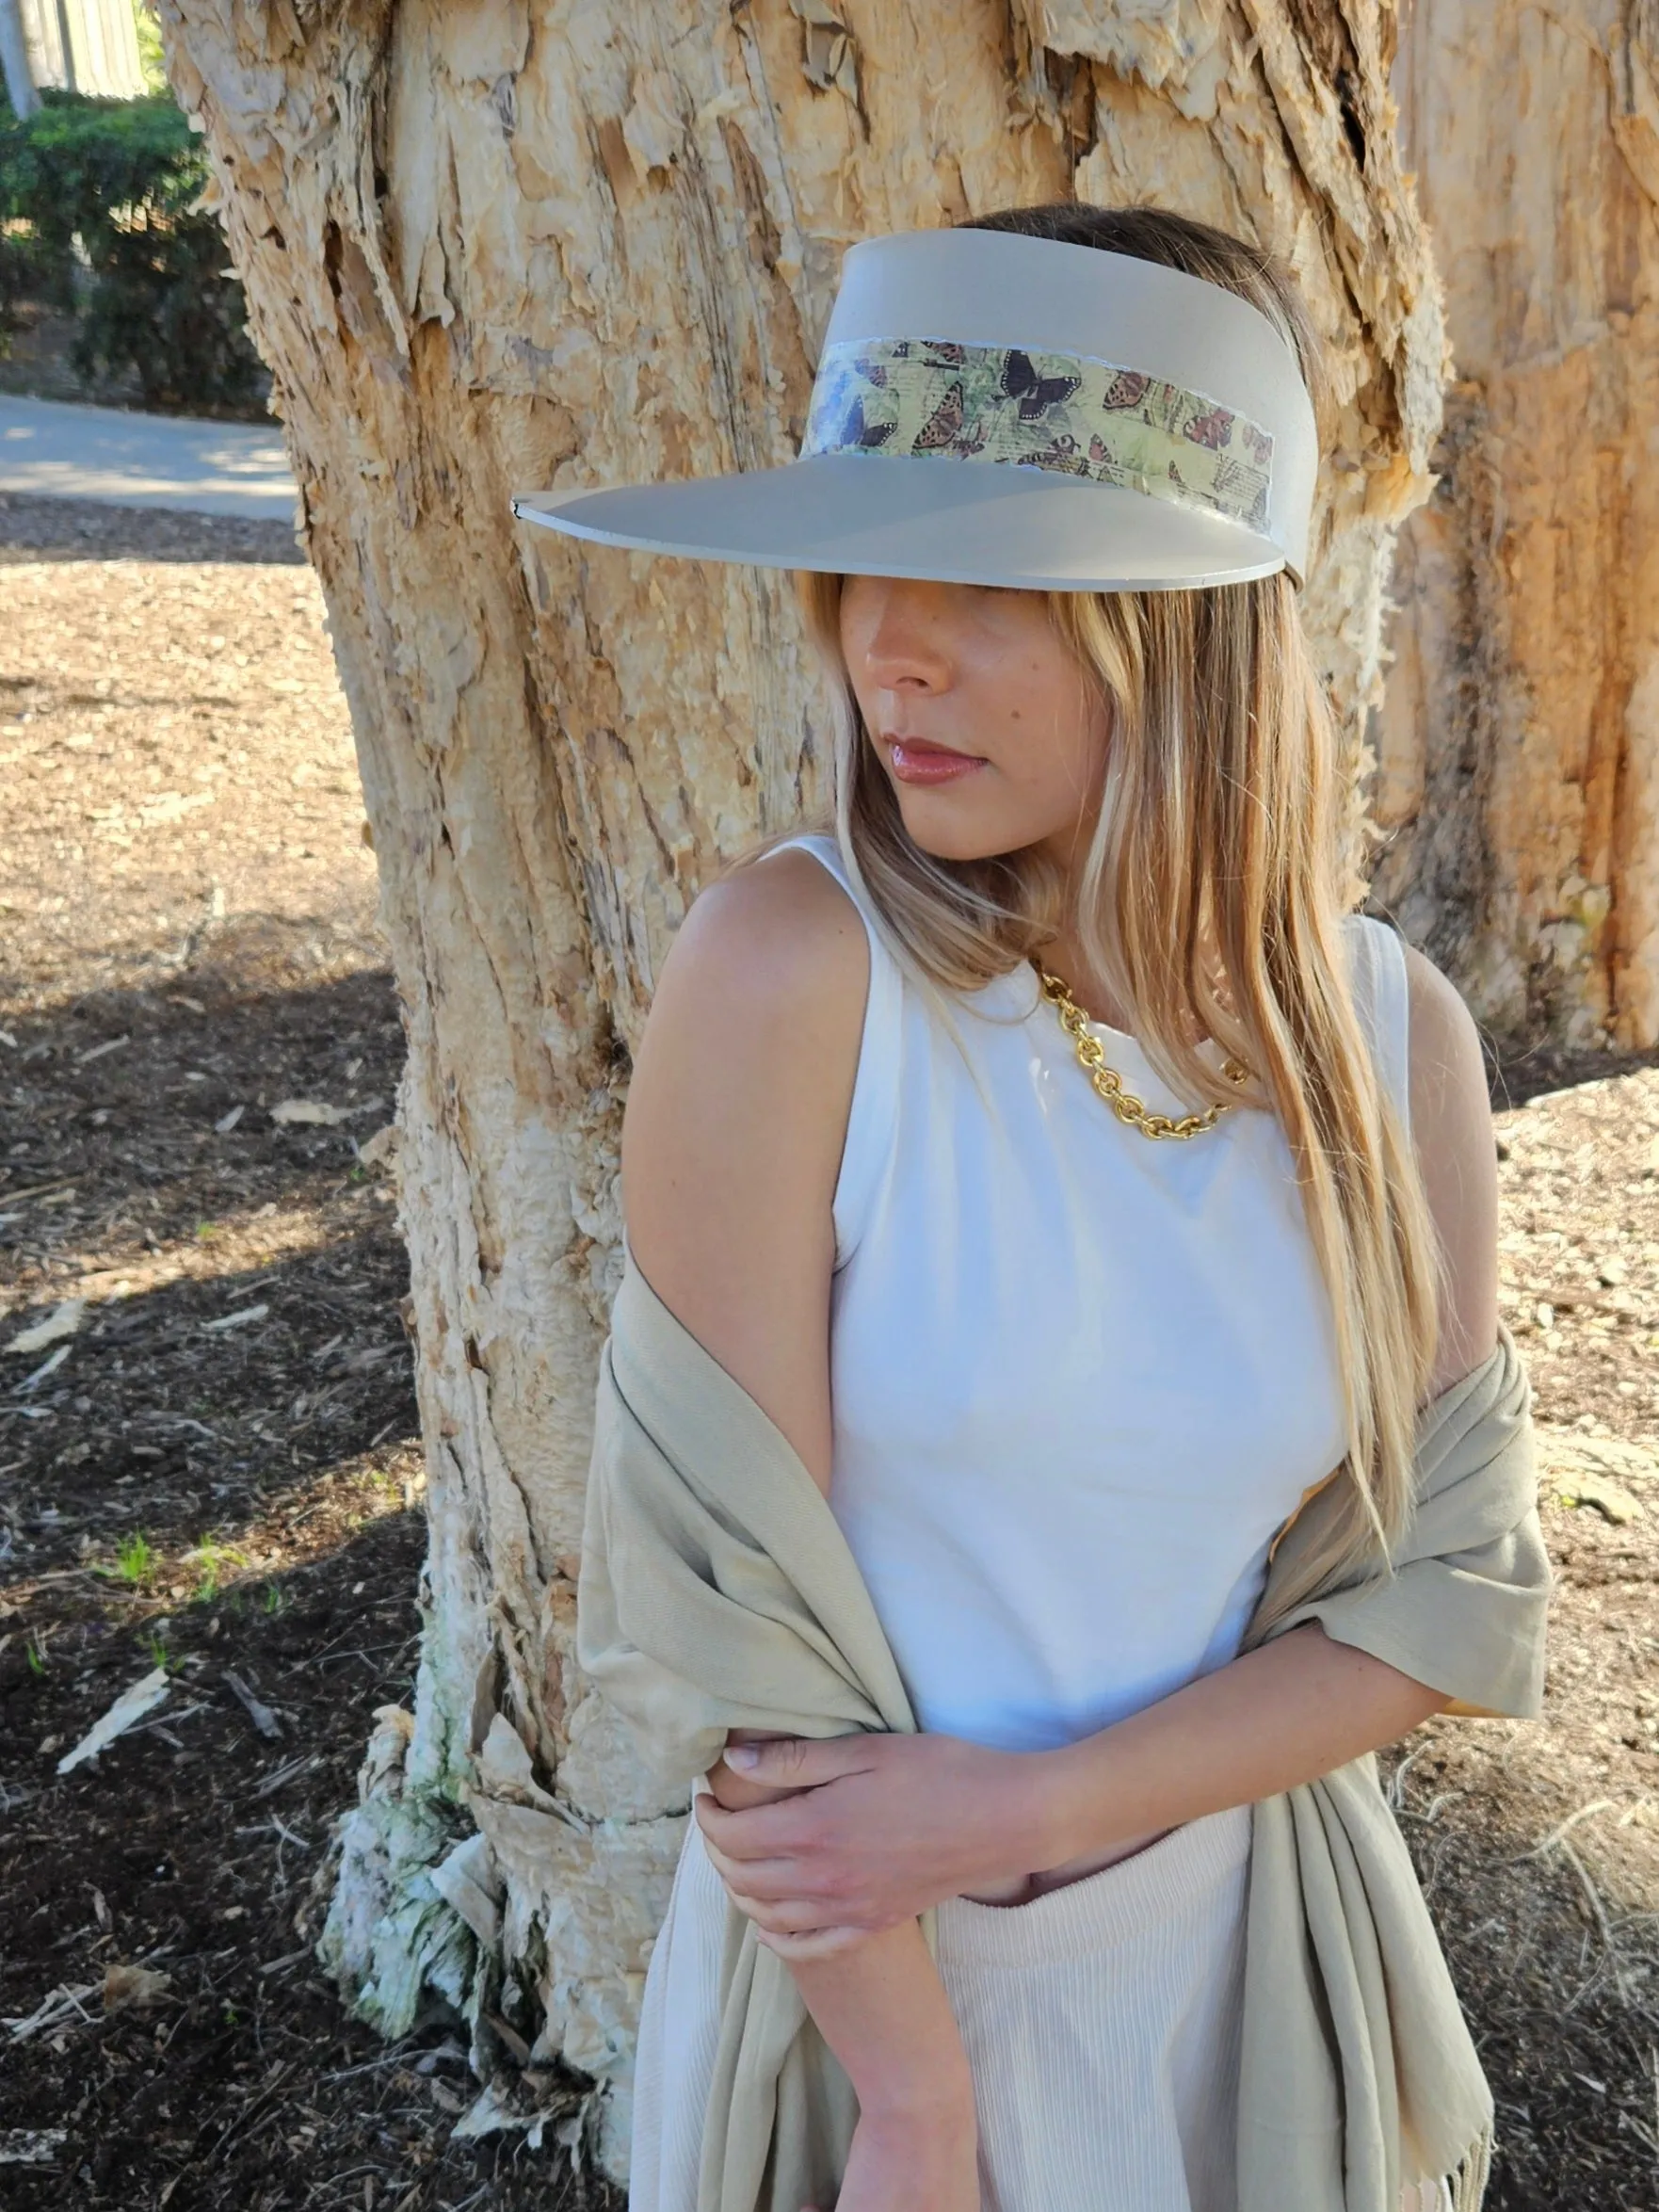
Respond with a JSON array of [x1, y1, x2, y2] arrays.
[[114, 1531, 156, 1585], [184, 1540, 247, 1602], [24, 1635, 46, 1675], [143, 1627, 171, 1671], [260, 1582, 286, 1618]]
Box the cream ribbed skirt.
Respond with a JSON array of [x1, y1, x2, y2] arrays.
[[633, 1805, 1252, 2212], [936, 1805, 1253, 2212], [630, 1806, 1458, 2212]]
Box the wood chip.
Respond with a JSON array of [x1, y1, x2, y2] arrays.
[[1553, 1471, 1645, 1525], [4, 1981, 100, 2042], [0, 2127, 66, 2165], [14, 1343, 72, 1393], [223, 1669, 282, 1739], [1538, 1430, 1655, 1522], [202, 1303, 269, 1333]]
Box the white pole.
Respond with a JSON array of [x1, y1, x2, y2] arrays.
[[0, 0, 40, 117]]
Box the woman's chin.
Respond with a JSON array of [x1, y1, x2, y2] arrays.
[[894, 795, 1031, 867]]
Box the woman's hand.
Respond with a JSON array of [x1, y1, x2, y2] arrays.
[[695, 1732, 1057, 1954]]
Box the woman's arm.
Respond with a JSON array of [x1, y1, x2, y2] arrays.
[[697, 944, 1503, 1953], [622, 848, 862, 1476], [702, 1624, 1438, 1950], [622, 850, 979, 2198], [1404, 945, 1499, 1397]]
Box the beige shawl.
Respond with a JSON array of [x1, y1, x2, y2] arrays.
[[577, 1258, 1550, 2212]]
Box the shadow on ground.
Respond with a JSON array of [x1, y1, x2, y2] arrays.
[[0, 492, 301, 568], [1, 963, 411, 1590]]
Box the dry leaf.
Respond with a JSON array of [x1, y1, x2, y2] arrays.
[[5, 1300, 86, 1357], [57, 1667, 171, 1774], [356, 1123, 398, 1171], [102, 1962, 173, 2015]]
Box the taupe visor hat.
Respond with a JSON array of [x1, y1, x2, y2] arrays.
[[513, 227, 1319, 592]]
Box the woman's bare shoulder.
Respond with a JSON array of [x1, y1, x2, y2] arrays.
[[1401, 944, 1499, 1391], [659, 845, 871, 1024], [620, 847, 871, 1478]]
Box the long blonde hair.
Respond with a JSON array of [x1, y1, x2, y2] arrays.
[[796, 204, 1441, 1605]]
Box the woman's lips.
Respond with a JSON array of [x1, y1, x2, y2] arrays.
[[884, 736, 987, 786]]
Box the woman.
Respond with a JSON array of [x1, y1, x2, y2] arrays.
[[520, 205, 1546, 2212]]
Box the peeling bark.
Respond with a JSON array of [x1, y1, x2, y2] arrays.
[[156, 0, 1442, 2176], [1380, 0, 1659, 1047]]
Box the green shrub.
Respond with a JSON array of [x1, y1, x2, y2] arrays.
[[135, 3, 169, 95], [0, 90, 265, 413], [0, 219, 71, 327]]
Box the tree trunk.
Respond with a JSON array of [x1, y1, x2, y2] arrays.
[[1377, 0, 1659, 1049], [156, 0, 1443, 2178]]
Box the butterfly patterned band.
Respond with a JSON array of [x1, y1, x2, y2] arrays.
[[802, 337, 1275, 538]]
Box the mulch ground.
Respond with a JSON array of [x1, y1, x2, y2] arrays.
[[0, 493, 604, 2212], [0, 487, 1656, 2210]]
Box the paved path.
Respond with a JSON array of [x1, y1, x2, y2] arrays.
[[0, 394, 298, 522]]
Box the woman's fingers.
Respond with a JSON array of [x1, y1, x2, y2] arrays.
[[758, 1922, 870, 1962], [721, 1735, 878, 1788], [701, 1832, 828, 1902], [725, 1886, 842, 1934], [696, 1789, 822, 1862]]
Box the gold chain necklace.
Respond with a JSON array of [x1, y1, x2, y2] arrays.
[[1033, 962, 1248, 1142]]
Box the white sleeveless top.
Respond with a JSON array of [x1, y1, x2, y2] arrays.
[[782, 834, 1411, 1756]]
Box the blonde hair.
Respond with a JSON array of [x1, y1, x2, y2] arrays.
[[793, 205, 1441, 1606]]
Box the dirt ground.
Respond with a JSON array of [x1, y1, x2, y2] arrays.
[[1, 487, 1656, 2211]]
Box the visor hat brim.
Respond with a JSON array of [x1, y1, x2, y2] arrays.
[[514, 227, 1318, 593]]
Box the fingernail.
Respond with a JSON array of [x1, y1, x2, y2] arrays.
[[725, 1744, 760, 1770]]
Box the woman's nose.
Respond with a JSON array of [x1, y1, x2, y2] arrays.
[[855, 582, 957, 695]]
